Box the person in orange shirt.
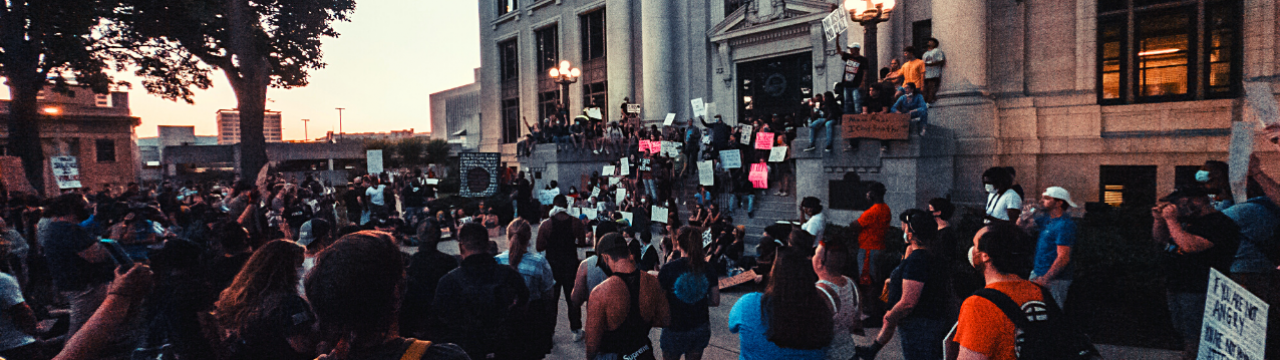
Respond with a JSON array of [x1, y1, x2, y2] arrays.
[[848, 182, 889, 327], [952, 223, 1040, 360], [900, 46, 926, 91]]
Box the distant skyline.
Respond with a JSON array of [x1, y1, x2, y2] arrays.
[[4, 0, 481, 140]]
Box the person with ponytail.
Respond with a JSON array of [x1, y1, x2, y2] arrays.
[[306, 231, 468, 360], [214, 239, 315, 360], [496, 218, 556, 357], [658, 226, 721, 360]]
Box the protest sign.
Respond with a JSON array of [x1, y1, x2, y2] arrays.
[[591, 187, 600, 199], [719, 269, 759, 290], [691, 98, 706, 119], [662, 141, 678, 158], [651, 206, 668, 223], [719, 150, 742, 169], [1198, 269, 1269, 360], [50, 156, 82, 189], [366, 150, 384, 174], [568, 207, 581, 218], [841, 113, 910, 140], [459, 152, 501, 197], [620, 158, 631, 176], [537, 189, 559, 206], [698, 161, 715, 186], [1228, 121, 1254, 204], [739, 124, 754, 145], [627, 103, 641, 114], [749, 163, 769, 189], [603, 165, 616, 176], [769, 146, 789, 162], [639, 140, 652, 154], [426, 178, 440, 185], [583, 208, 598, 220], [664, 113, 676, 126], [609, 177, 620, 186], [616, 188, 627, 205], [756, 132, 774, 150]]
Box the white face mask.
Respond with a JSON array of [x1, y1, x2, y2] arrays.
[[985, 184, 997, 194], [903, 231, 910, 244], [968, 246, 978, 268], [1195, 170, 1210, 183]]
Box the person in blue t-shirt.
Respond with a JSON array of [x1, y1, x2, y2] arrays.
[[729, 246, 831, 360], [1017, 186, 1078, 308], [891, 83, 929, 136]]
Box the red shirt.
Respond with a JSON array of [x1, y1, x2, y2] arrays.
[[857, 203, 890, 250]]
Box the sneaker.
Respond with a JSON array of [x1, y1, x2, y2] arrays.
[[572, 329, 585, 342], [919, 128, 927, 137], [824, 147, 832, 152], [803, 146, 816, 152], [593, 149, 600, 155], [844, 146, 854, 153]]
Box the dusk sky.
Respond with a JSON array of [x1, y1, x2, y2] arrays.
[[7, 0, 481, 140]]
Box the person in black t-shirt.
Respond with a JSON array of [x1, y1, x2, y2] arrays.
[[858, 209, 951, 360], [846, 84, 895, 153], [1152, 186, 1240, 359], [840, 42, 870, 114], [658, 226, 720, 360]]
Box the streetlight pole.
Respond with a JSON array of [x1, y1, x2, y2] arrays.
[[846, 0, 895, 83], [301, 118, 310, 141], [335, 108, 345, 141], [549, 60, 581, 116]]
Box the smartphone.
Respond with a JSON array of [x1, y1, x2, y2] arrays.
[[100, 239, 134, 268]]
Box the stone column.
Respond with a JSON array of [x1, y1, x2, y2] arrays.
[[932, 0, 987, 96], [641, 0, 674, 122], [606, 0, 633, 119]]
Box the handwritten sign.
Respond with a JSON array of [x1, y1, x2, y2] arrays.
[[698, 161, 715, 186], [583, 207, 598, 220], [691, 98, 706, 119], [821, 9, 848, 42], [459, 152, 501, 197], [842, 113, 910, 140], [603, 165, 616, 176], [651, 206, 669, 223], [538, 189, 559, 206], [1198, 269, 1269, 360], [50, 156, 82, 189], [609, 177, 620, 186], [569, 207, 582, 218], [769, 146, 789, 162], [664, 113, 677, 126], [662, 141, 678, 158], [627, 103, 641, 114], [639, 140, 653, 154], [755, 132, 775, 150], [616, 188, 627, 206], [749, 163, 769, 189], [620, 211, 634, 226], [719, 269, 758, 290], [585, 107, 603, 120], [366, 149, 384, 174], [620, 158, 631, 176], [591, 187, 601, 199], [739, 124, 754, 145], [426, 178, 440, 185], [719, 150, 742, 169]]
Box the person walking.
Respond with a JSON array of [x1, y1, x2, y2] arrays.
[[658, 226, 720, 360]]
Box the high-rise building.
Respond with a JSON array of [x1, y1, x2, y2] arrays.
[[217, 109, 283, 144]]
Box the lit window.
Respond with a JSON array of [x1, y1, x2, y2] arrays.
[[1097, 0, 1240, 104]]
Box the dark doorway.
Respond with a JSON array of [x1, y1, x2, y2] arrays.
[[736, 52, 813, 123], [912, 20, 932, 57], [1099, 165, 1158, 208]]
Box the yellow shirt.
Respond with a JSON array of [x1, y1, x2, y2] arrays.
[[901, 59, 925, 90]]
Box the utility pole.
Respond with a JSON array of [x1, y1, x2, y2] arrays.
[[301, 118, 310, 141], [335, 108, 345, 141]]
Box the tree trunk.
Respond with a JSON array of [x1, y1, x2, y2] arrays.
[[5, 74, 47, 195], [226, 0, 270, 181]]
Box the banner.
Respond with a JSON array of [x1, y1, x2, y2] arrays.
[[651, 206, 668, 223], [769, 146, 789, 162], [739, 124, 754, 145], [749, 163, 769, 189], [756, 132, 775, 150], [1198, 269, 1269, 360], [366, 149, 384, 174], [719, 149, 742, 169], [841, 113, 910, 140], [459, 152, 501, 197], [50, 156, 82, 189], [698, 161, 715, 186]]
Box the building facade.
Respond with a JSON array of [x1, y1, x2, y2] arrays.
[[429, 69, 483, 151], [0, 86, 141, 195], [216, 109, 283, 144], [478, 0, 1280, 218]]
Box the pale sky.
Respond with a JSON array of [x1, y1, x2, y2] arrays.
[[10, 0, 481, 140]]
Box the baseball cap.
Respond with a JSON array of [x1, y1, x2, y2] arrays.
[[595, 232, 627, 256], [1042, 186, 1077, 208], [297, 218, 330, 247], [849, 42, 862, 49]]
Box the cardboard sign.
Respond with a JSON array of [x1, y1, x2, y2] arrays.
[[366, 149, 384, 174], [719, 150, 742, 169], [698, 161, 715, 186], [691, 98, 706, 119], [50, 156, 82, 189], [769, 146, 789, 162], [719, 269, 758, 290], [842, 113, 911, 140], [1198, 269, 1269, 360], [603, 165, 616, 176], [755, 132, 774, 150], [627, 103, 641, 114], [651, 206, 668, 223], [664, 113, 677, 126], [739, 124, 754, 145], [749, 163, 769, 189]]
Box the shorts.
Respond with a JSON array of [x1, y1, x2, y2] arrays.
[[660, 324, 711, 356]]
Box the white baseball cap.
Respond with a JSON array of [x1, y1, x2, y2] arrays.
[[849, 42, 862, 49], [1042, 187, 1077, 208]]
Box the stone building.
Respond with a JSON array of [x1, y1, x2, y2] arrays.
[[477, 0, 1280, 223], [429, 68, 483, 151], [0, 86, 140, 196], [216, 109, 283, 144]]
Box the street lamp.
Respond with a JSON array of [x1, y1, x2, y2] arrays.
[[845, 0, 895, 83], [548, 60, 581, 112]]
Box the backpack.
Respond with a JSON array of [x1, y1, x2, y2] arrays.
[[973, 286, 1100, 360]]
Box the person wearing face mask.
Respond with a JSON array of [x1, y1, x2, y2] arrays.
[[847, 182, 890, 327], [950, 223, 1041, 360], [40, 194, 115, 338], [1195, 160, 1234, 210], [891, 82, 929, 136], [982, 167, 1022, 224], [1151, 186, 1240, 359], [855, 209, 950, 360]]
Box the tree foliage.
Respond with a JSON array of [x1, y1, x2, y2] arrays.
[[364, 137, 451, 170]]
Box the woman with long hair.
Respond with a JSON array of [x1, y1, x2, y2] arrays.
[[729, 246, 833, 360], [496, 219, 555, 358], [658, 226, 721, 360], [214, 239, 314, 360]]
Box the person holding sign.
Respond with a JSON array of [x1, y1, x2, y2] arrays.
[[772, 135, 793, 196], [840, 42, 870, 114]]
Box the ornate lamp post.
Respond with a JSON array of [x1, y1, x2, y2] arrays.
[[845, 0, 895, 82], [549, 60, 581, 112]]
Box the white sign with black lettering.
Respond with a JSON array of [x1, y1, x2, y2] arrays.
[[1198, 269, 1268, 360]]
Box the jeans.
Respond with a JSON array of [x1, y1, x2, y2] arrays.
[[742, 193, 755, 213], [808, 118, 836, 149], [1167, 291, 1206, 351], [844, 85, 863, 114], [644, 179, 657, 198], [1029, 272, 1072, 309], [898, 316, 949, 360], [911, 111, 929, 134], [556, 135, 574, 146]]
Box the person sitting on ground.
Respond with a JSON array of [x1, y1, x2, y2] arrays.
[[214, 239, 316, 360], [431, 223, 529, 360], [729, 246, 833, 360], [306, 231, 468, 360], [584, 233, 670, 360]]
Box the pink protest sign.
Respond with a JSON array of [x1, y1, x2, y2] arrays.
[[749, 163, 769, 189], [639, 140, 652, 154], [755, 132, 774, 150]]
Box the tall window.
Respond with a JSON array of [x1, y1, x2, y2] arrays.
[[95, 139, 116, 163], [1097, 0, 1240, 105], [725, 0, 745, 16], [498, 0, 517, 16], [581, 10, 605, 61], [582, 81, 607, 121], [536, 26, 560, 123], [499, 39, 520, 144]]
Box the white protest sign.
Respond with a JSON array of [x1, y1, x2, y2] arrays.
[[426, 178, 440, 185], [50, 156, 82, 189], [822, 13, 838, 42], [569, 207, 582, 218], [662, 141, 678, 158], [740, 124, 755, 145], [616, 188, 627, 206], [691, 98, 706, 119], [537, 189, 559, 205], [769, 146, 789, 162], [698, 161, 715, 186], [583, 208, 598, 220], [366, 149, 384, 174], [603, 165, 616, 176], [651, 206, 669, 223], [719, 149, 742, 169], [664, 113, 677, 126], [620, 158, 631, 176], [1198, 269, 1269, 360], [585, 107, 603, 120], [627, 103, 641, 114], [591, 187, 601, 199]]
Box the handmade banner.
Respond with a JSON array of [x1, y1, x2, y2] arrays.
[[739, 124, 754, 145], [50, 156, 82, 189], [366, 149, 384, 174], [755, 132, 774, 150], [749, 163, 769, 189], [769, 146, 789, 162], [719, 269, 759, 290], [459, 152, 501, 197], [698, 161, 715, 186], [841, 113, 910, 140], [1198, 269, 1268, 360], [651, 206, 669, 223], [719, 150, 742, 169]]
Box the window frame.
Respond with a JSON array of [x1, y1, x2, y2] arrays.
[[497, 0, 518, 17], [95, 138, 117, 163], [580, 10, 606, 61]]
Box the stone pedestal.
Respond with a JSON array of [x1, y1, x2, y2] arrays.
[[523, 143, 616, 192]]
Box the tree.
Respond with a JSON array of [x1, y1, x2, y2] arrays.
[[123, 0, 356, 180], [424, 139, 451, 165]]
